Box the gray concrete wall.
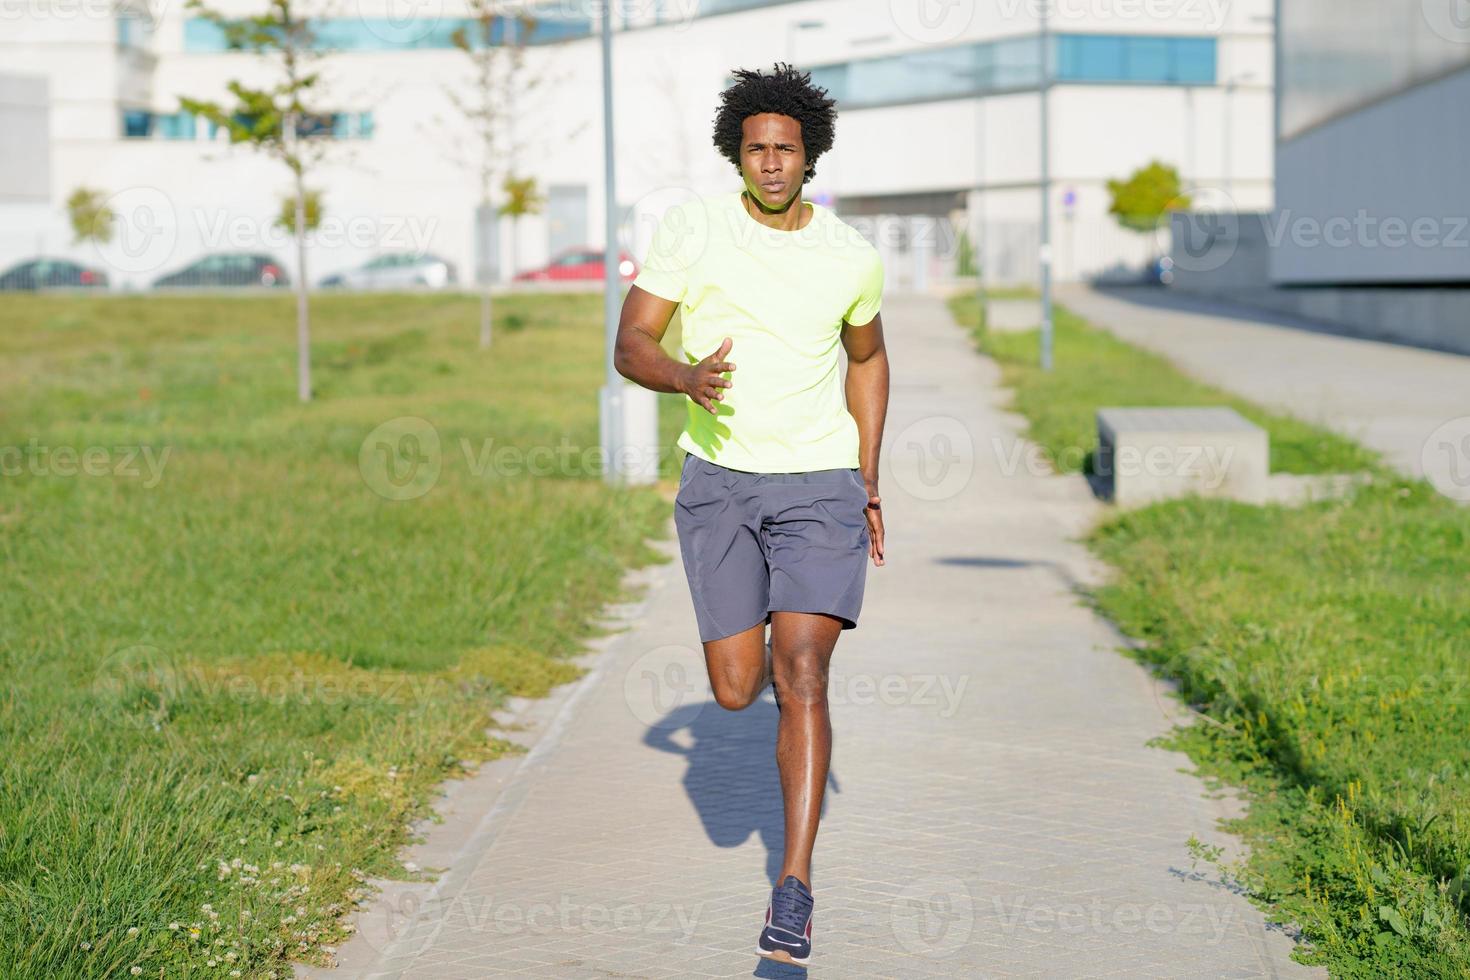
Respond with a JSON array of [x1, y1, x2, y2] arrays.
[[1168, 210, 1470, 356], [1273, 65, 1470, 285]]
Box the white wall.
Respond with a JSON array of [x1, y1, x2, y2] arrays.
[[0, 0, 1275, 287]]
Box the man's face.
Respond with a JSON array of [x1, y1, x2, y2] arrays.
[[739, 112, 809, 210]]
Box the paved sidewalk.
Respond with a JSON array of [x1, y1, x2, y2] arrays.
[[321, 294, 1322, 978], [1056, 285, 1470, 492]]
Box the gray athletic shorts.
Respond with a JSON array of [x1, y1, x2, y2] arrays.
[[673, 452, 870, 643]]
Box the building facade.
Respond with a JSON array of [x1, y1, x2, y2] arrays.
[[0, 0, 1273, 290]]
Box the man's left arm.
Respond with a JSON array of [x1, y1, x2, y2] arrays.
[[843, 311, 888, 566]]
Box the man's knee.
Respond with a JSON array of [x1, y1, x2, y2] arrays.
[[712, 684, 758, 712], [773, 649, 829, 705]]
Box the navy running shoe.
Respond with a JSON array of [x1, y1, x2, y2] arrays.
[[756, 874, 813, 966]]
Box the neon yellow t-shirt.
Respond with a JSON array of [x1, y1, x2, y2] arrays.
[[632, 190, 884, 474]]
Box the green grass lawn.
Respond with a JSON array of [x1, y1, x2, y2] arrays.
[[949, 291, 1470, 976], [0, 291, 685, 978]]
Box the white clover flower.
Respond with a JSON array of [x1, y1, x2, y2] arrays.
[[127, 926, 139, 937], [131, 968, 142, 975]]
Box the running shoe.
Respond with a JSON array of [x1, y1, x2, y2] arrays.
[[756, 874, 813, 966]]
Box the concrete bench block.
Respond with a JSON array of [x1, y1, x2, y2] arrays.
[[1096, 407, 1269, 506]]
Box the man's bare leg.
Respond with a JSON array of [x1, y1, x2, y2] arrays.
[[702, 620, 772, 711], [768, 610, 842, 890]]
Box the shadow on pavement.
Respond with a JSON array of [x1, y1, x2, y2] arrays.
[[642, 698, 840, 889]]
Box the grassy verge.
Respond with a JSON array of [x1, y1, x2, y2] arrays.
[[949, 291, 1470, 976], [0, 291, 684, 978]]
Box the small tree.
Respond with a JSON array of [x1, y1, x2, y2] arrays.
[[66, 187, 116, 247], [442, 4, 566, 349], [1106, 160, 1191, 233], [178, 0, 332, 403], [275, 187, 323, 234], [954, 227, 977, 278], [499, 173, 545, 284]]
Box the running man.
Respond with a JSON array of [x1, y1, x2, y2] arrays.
[[613, 62, 888, 967]]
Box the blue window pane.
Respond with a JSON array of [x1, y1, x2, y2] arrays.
[[1172, 38, 1216, 83], [183, 15, 589, 52], [158, 112, 197, 140], [1126, 37, 1171, 81], [122, 109, 153, 138], [1057, 35, 1124, 81]]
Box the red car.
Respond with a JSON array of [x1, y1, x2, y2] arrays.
[[513, 247, 638, 282]]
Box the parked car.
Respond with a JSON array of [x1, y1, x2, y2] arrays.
[[512, 247, 637, 283], [153, 253, 288, 289], [0, 257, 109, 291], [319, 252, 457, 290]]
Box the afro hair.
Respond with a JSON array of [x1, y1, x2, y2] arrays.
[[712, 62, 837, 185]]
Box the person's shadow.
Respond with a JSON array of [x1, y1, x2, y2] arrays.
[[642, 695, 841, 888]]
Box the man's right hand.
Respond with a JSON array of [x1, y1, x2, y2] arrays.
[[679, 337, 736, 415]]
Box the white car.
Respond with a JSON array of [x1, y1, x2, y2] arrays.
[[321, 252, 458, 290]]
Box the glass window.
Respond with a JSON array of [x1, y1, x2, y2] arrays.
[[1054, 35, 1215, 85], [122, 109, 153, 138], [1058, 35, 1124, 80], [182, 15, 589, 53], [157, 111, 197, 140], [1170, 38, 1216, 84], [1126, 37, 1170, 81]]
